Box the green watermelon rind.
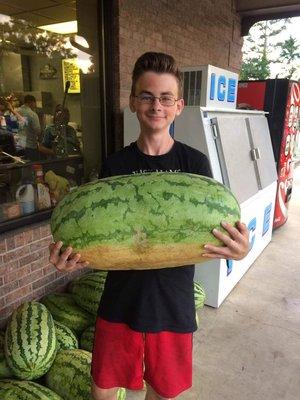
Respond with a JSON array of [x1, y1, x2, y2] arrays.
[[51, 172, 240, 250], [0, 379, 63, 399], [69, 272, 107, 315], [4, 302, 57, 380]]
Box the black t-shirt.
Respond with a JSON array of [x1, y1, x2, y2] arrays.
[[98, 140, 212, 333]]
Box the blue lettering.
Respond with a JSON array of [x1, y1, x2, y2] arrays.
[[248, 217, 256, 250], [217, 75, 226, 101], [210, 73, 216, 100], [262, 203, 272, 236], [227, 78, 236, 102], [226, 259, 233, 276]]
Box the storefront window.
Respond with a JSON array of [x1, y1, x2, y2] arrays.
[[0, 0, 103, 230]]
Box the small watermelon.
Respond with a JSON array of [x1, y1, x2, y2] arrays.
[[45, 349, 126, 400], [0, 332, 13, 379], [42, 293, 95, 335], [194, 281, 206, 310], [0, 379, 63, 399], [4, 302, 57, 380], [68, 271, 107, 315], [54, 321, 79, 351], [80, 325, 95, 352]]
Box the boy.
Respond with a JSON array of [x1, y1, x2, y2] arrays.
[[49, 52, 249, 400]]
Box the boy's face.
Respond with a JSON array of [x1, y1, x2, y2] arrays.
[[129, 71, 184, 136]]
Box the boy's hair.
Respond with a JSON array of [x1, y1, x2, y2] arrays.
[[131, 52, 182, 97]]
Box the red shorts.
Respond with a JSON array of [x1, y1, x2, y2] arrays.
[[91, 317, 193, 398]]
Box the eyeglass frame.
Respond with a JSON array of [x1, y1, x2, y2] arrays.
[[133, 93, 181, 107]]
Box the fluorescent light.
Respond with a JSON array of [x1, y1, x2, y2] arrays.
[[38, 20, 78, 34]]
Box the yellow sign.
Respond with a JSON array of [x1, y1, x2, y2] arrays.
[[62, 59, 81, 93]]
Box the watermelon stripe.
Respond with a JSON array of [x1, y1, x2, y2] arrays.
[[51, 172, 240, 254]]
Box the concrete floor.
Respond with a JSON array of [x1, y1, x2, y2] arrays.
[[127, 165, 300, 400]]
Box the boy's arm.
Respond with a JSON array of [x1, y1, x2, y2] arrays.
[[202, 220, 249, 261]]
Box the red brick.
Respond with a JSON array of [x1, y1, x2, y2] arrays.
[[23, 229, 33, 244], [18, 269, 44, 287], [4, 265, 31, 284], [31, 272, 58, 290], [5, 236, 15, 251], [30, 237, 52, 253], [14, 232, 25, 248], [2, 280, 19, 296], [40, 223, 52, 237], [43, 276, 67, 294], [0, 303, 16, 320], [42, 263, 56, 276], [0, 260, 19, 276], [19, 250, 44, 267], [0, 294, 6, 306], [5, 284, 31, 306], [0, 240, 6, 254], [3, 246, 30, 264]]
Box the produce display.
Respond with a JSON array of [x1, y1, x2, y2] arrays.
[[51, 172, 240, 270], [68, 271, 107, 315], [4, 302, 57, 380], [80, 326, 95, 353], [0, 379, 63, 399], [0, 272, 205, 399], [45, 349, 126, 400], [41, 293, 94, 335], [54, 321, 79, 351], [194, 281, 206, 310], [0, 332, 13, 379]]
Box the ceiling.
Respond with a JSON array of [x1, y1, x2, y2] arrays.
[[0, 0, 299, 33], [0, 0, 76, 26], [236, 0, 300, 34]]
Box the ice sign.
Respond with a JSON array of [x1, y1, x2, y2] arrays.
[[209, 73, 237, 103]]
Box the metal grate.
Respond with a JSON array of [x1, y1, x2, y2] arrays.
[[182, 70, 202, 106]]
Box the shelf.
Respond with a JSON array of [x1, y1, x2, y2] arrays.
[[0, 208, 54, 234]]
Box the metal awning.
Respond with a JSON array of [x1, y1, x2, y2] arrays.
[[236, 0, 300, 35]]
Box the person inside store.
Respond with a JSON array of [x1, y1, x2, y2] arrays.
[[48, 52, 250, 400], [17, 94, 42, 161], [38, 104, 81, 158], [0, 96, 26, 134], [0, 96, 27, 157]]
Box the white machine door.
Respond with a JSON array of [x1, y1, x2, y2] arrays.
[[210, 115, 259, 203], [246, 115, 278, 189]]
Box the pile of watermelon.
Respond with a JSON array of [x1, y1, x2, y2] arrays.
[[0, 270, 206, 399]]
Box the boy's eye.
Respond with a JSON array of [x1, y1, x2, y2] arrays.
[[160, 95, 175, 104], [136, 94, 177, 106], [139, 95, 153, 102]]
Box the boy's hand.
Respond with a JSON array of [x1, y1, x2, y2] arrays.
[[49, 241, 89, 272], [202, 221, 249, 261]]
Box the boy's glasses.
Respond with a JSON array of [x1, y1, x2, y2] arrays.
[[134, 94, 179, 106]]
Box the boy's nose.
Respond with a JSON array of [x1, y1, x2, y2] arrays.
[[151, 97, 162, 109]]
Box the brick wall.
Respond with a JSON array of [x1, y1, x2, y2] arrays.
[[112, 0, 243, 149], [0, 221, 86, 329]]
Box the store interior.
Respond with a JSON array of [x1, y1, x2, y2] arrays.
[[0, 0, 101, 228]]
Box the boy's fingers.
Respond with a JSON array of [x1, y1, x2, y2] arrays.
[[49, 241, 63, 264]]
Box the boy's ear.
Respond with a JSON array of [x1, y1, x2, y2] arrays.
[[129, 95, 136, 112], [175, 98, 184, 116]]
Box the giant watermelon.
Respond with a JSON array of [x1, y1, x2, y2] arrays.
[[51, 172, 240, 270]]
